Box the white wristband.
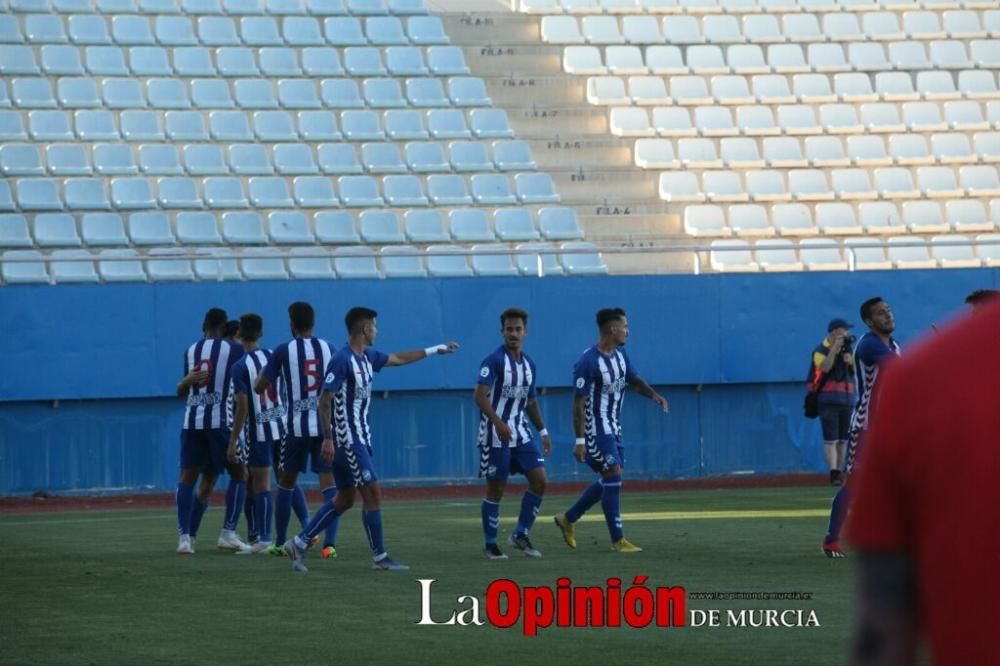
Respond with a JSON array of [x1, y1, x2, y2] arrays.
[[538, 428, 549, 437], [574, 437, 585, 447], [424, 345, 444, 357]]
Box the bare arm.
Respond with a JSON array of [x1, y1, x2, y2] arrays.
[[227, 394, 249, 463], [525, 398, 552, 456], [319, 390, 335, 464], [474, 383, 511, 444], [386, 341, 460, 367], [629, 377, 669, 413], [573, 394, 587, 439], [254, 373, 271, 395], [177, 369, 208, 398], [851, 552, 918, 666]]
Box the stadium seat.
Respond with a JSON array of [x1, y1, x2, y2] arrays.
[[471, 244, 519, 277], [253, 111, 298, 142], [345, 46, 387, 76], [128, 212, 176, 245], [293, 176, 340, 207], [709, 239, 758, 272], [315, 211, 360, 243], [426, 244, 473, 277], [887, 236, 937, 268], [260, 48, 302, 77], [0, 113, 28, 141], [0, 214, 33, 247], [16, 178, 63, 211], [405, 78, 449, 107], [82, 212, 129, 245], [12, 77, 58, 108], [302, 48, 345, 76], [341, 110, 384, 140], [560, 241, 608, 275], [515, 242, 565, 277], [683, 204, 729, 236], [773, 203, 817, 236], [799, 238, 848, 271], [404, 209, 449, 242], [248, 176, 294, 207], [427, 174, 472, 205], [448, 77, 491, 106], [494, 208, 540, 241], [34, 213, 82, 246], [930, 234, 980, 268], [472, 174, 516, 205], [449, 141, 491, 172], [380, 245, 428, 278], [165, 111, 210, 141], [360, 209, 406, 242], [265, 211, 313, 244], [25, 14, 68, 43], [363, 77, 407, 108], [333, 246, 380, 278], [158, 177, 203, 209], [130, 47, 173, 77], [755, 239, 804, 272], [386, 110, 428, 140], [241, 248, 288, 280], [976, 233, 1000, 266], [362, 142, 407, 173], [204, 177, 249, 208], [427, 109, 471, 139], [945, 199, 992, 233], [2, 45, 41, 76], [317, 143, 363, 174], [383, 175, 428, 206], [147, 248, 195, 282], [174, 47, 217, 76], [48, 144, 92, 176], [288, 247, 336, 280], [367, 17, 409, 45], [69, 16, 112, 45], [274, 144, 319, 175], [209, 111, 253, 141], [339, 175, 383, 206], [407, 16, 448, 44], [449, 208, 494, 242], [97, 248, 147, 282], [0, 144, 44, 177], [299, 110, 342, 140], [427, 46, 469, 76], [51, 249, 99, 283], [110, 177, 156, 210], [122, 111, 165, 141], [184, 144, 227, 176], [217, 47, 260, 76], [1, 250, 49, 284], [726, 203, 771, 235], [194, 247, 242, 280], [858, 201, 906, 234], [193, 79, 236, 108]]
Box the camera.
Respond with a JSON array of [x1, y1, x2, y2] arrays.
[[841, 335, 857, 350]]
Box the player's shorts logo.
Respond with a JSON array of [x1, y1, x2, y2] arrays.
[[325, 372, 335, 384], [606, 455, 617, 466], [486, 464, 497, 477], [480, 367, 490, 378], [575, 378, 585, 389], [362, 469, 373, 482]]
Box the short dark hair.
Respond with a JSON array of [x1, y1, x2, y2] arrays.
[[596, 307, 626, 330], [500, 308, 528, 328], [288, 301, 314, 334], [345, 306, 378, 334], [222, 320, 240, 339], [203, 307, 228, 334], [238, 313, 263, 342], [965, 289, 998, 305], [860, 297, 884, 322]]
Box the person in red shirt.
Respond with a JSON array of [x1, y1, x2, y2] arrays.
[[845, 299, 1000, 665]]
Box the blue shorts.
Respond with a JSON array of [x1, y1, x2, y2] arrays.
[[279, 435, 333, 474], [332, 441, 379, 489], [585, 435, 625, 473], [180, 428, 230, 476], [245, 438, 273, 469], [480, 440, 546, 481]]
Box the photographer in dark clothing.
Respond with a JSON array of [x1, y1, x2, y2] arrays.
[[810, 318, 856, 486]]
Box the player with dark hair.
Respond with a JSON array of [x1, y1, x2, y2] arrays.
[[965, 288, 998, 311], [283, 307, 459, 572], [228, 314, 285, 554], [554, 308, 669, 553], [475, 308, 553, 560], [256, 302, 339, 558], [175, 308, 245, 554], [222, 320, 240, 341], [821, 296, 901, 558]]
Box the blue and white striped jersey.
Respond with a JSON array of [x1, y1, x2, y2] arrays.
[[263, 337, 334, 438], [323, 347, 390, 450], [232, 348, 286, 446], [573, 345, 638, 441], [851, 332, 902, 432], [182, 338, 241, 431], [476, 346, 537, 449]]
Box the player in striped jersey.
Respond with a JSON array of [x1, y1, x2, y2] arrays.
[[255, 301, 340, 557], [554, 308, 668, 554], [175, 308, 246, 555], [475, 308, 553, 560], [822, 296, 901, 558], [227, 314, 285, 554], [283, 306, 459, 573]]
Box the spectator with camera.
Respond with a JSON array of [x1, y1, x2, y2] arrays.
[[809, 318, 856, 486]]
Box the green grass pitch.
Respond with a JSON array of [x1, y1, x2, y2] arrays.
[[1, 487, 851, 665]]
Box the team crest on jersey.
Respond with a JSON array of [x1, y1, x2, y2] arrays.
[[480, 367, 490, 378], [325, 372, 335, 384], [575, 377, 585, 389]]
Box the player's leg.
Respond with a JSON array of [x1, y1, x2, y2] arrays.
[[481, 447, 509, 559], [284, 469, 355, 573], [508, 448, 546, 558], [274, 438, 309, 529], [274, 436, 307, 549], [239, 440, 275, 555], [213, 428, 249, 550], [555, 437, 611, 548], [834, 405, 851, 477], [244, 472, 257, 545], [190, 471, 217, 546], [823, 426, 860, 558], [312, 438, 341, 558], [176, 431, 203, 553]]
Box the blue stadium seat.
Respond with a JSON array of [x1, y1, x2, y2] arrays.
[[406, 16, 448, 45], [140, 0, 181, 12], [51, 249, 100, 283], [306, 0, 346, 15], [406, 141, 451, 173], [98, 0, 138, 13], [324, 17, 366, 46], [147, 248, 195, 282], [165, 110, 210, 140], [494, 208, 540, 241], [248, 176, 294, 207], [184, 144, 228, 175], [427, 109, 471, 139], [334, 246, 380, 278], [102, 78, 147, 109], [94, 143, 138, 175], [17, 178, 62, 211], [241, 247, 289, 280], [47, 143, 92, 175], [380, 246, 427, 278], [0, 112, 28, 141], [81, 212, 129, 245], [293, 176, 339, 207], [277, 79, 321, 108], [386, 46, 427, 76], [403, 209, 448, 242], [320, 79, 364, 108], [260, 48, 302, 76], [515, 173, 560, 204], [341, 109, 384, 140], [427, 174, 471, 205], [28, 110, 73, 140], [25, 15, 68, 43], [315, 210, 359, 243], [388, 0, 425, 14], [194, 247, 241, 280], [349, 0, 387, 15], [1, 250, 49, 284], [267, 211, 314, 243], [198, 17, 241, 46], [58, 78, 101, 108], [55, 0, 95, 10], [222, 211, 268, 243], [448, 77, 491, 106], [155, 16, 197, 45], [288, 247, 336, 279], [34, 213, 82, 246], [129, 46, 173, 76], [209, 110, 253, 140], [229, 144, 274, 175], [0, 214, 33, 247], [1, 144, 45, 177], [177, 211, 222, 243], [317, 143, 362, 173], [339, 175, 383, 206], [224, 0, 263, 14], [362, 142, 406, 173], [302, 47, 345, 76], [217, 47, 259, 76], [274, 143, 318, 174], [173, 47, 217, 76], [366, 17, 408, 45], [235, 78, 278, 109], [40, 45, 84, 75], [283, 17, 325, 45], [128, 212, 177, 245], [204, 177, 249, 208], [97, 249, 147, 282], [560, 242, 607, 275], [0, 81, 10, 108], [426, 46, 469, 75], [139, 144, 182, 175], [298, 110, 341, 140], [254, 110, 298, 140], [65, 177, 112, 210], [472, 244, 519, 277], [241, 17, 284, 46], [515, 242, 564, 277], [360, 209, 405, 242], [405, 78, 449, 107], [157, 177, 203, 208], [111, 177, 156, 210], [0, 181, 15, 211], [0, 16, 26, 44], [0, 46, 42, 75], [112, 16, 155, 46], [182, 0, 223, 13], [386, 110, 428, 140], [345, 46, 387, 76], [147, 78, 191, 109], [69, 16, 111, 45], [267, 0, 304, 13], [449, 141, 492, 172], [85, 46, 129, 76], [13, 77, 58, 108], [383, 175, 428, 206], [539, 207, 584, 240], [493, 140, 536, 171], [426, 245, 473, 277], [472, 173, 516, 205], [121, 110, 165, 140], [448, 208, 493, 242]]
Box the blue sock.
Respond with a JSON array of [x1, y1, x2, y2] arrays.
[[244, 491, 256, 541], [298, 500, 340, 544], [565, 481, 603, 523], [516, 490, 543, 536], [176, 481, 194, 536], [481, 499, 500, 545], [362, 509, 385, 558], [825, 486, 849, 543], [223, 478, 245, 532], [254, 490, 273, 544], [600, 475, 624, 542], [275, 486, 294, 544], [292, 485, 309, 528], [189, 498, 209, 539], [321, 486, 340, 548]]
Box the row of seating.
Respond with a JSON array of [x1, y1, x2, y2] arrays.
[[0, 108, 515, 142], [541, 13, 1000, 43], [0, 241, 608, 283], [0, 206, 584, 246], [0, 75, 492, 109], [0, 14, 447, 46], [708, 234, 1000, 271], [0, 44, 469, 77], [634, 134, 1000, 168], [1, 172, 561, 210], [608, 100, 1000, 136], [0, 140, 537, 176], [683, 199, 1000, 234], [659, 164, 1000, 200], [6, 0, 428, 16], [520, 0, 994, 14]]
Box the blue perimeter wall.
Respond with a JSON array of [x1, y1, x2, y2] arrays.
[[1, 267, 995, 494]]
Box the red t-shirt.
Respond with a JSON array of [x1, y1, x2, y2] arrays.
[[845, 300, 1000, 664]]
